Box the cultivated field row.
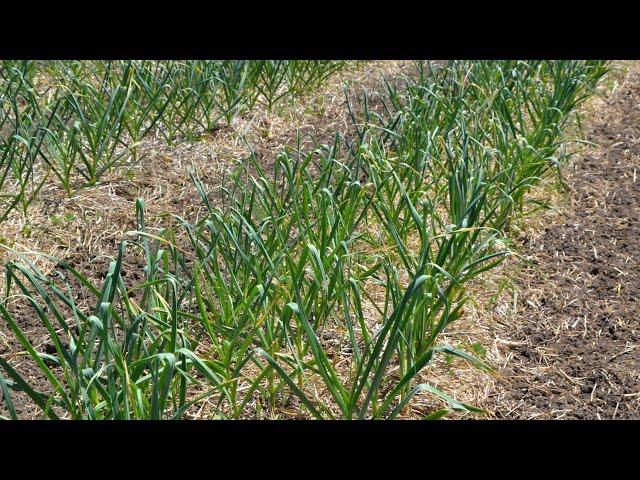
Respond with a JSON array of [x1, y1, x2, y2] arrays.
[[0, 60, 608, 419]]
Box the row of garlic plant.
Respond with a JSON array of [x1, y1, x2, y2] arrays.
[[0, 60, 347, 221], [0, 60, 607, 419]]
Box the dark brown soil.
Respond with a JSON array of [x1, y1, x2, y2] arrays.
[[489, 65, 640, 419]]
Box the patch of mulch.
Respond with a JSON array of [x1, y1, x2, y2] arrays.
[[488, 64, 640, 419]]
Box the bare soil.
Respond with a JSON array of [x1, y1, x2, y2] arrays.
[[486, 63, 640, 419]]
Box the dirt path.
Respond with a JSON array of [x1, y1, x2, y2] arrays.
[[487, 62, 640, 419]]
